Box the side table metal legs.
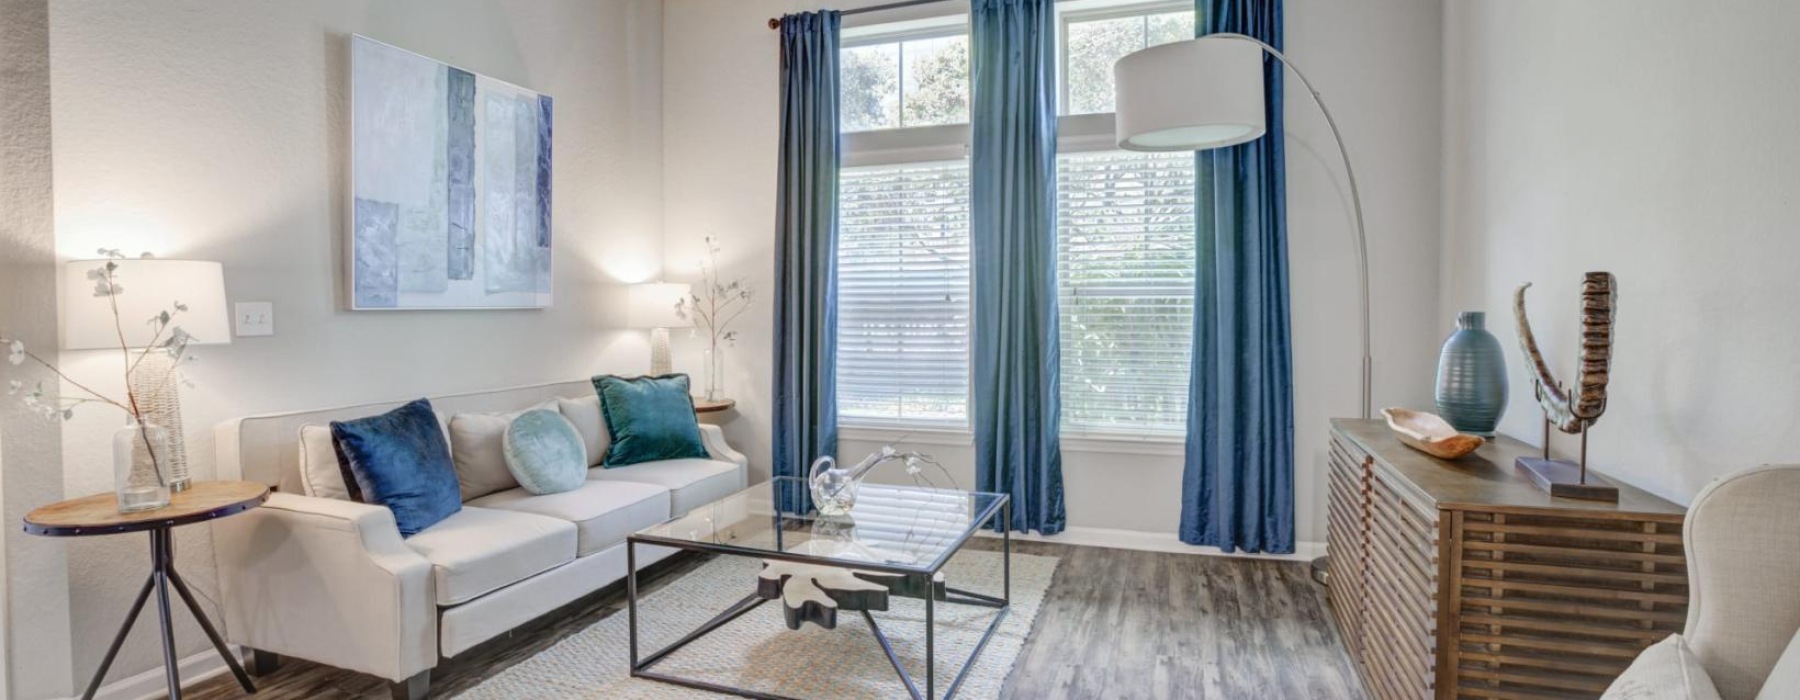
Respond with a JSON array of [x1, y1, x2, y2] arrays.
[[82, 527, 256, 700]]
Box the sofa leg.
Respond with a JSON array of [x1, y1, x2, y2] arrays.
[[390, 670, 431, 700], [249, 648, 281, 677]]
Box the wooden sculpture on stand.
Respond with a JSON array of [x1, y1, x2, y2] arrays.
[[1513, 272, 1621, 501]]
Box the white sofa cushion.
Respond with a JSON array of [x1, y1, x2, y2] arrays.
[[588, 458, 741, 516], [1760, 628, 1800, 700], [403, 506, 576, 606], [1602, 634, 1723, 700], [298, 424, 350, 500], [467, 480, 669, 557], [448, 402, 552, 502], [557, 394, 610, 467]]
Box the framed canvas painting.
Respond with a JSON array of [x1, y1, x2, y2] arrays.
[[350, 35, 553, 310]]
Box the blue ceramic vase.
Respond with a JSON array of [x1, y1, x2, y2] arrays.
[[1435, 311, 1508, 436]]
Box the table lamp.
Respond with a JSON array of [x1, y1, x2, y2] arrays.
[[628, 282, 691, 376], [64, 258, 230, 491]]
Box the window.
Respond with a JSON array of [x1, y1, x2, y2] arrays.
[[838, 161, 972, 426], [1061, 5, 1193, 115], [1056, 151, 1196, 434], [837, 3, 1200, 437], [837, 23, 974, 428], [842, 32, 970, 132]]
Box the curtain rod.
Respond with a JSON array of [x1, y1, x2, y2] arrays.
[[767, 0, 955, 29]]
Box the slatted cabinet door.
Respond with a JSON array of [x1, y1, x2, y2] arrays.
[[1362, 462, 1440, 700], [1327, 434, 1372, 661]]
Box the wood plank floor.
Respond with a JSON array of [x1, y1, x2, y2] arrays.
[[185, 540, 1365, 700]]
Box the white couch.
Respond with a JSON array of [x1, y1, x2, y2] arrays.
[[211, 381, 745, 699]]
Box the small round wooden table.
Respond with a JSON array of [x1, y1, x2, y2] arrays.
[[693, 397, 736, 414], [25, 481, 269, 700]]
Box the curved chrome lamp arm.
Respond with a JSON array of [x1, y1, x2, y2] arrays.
[[1208, 32, 1374, 420]]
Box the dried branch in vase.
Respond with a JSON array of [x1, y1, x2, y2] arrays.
[[674, 236, 754, 401]]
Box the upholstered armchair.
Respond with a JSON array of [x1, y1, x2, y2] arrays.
[[1602, 465, 1800, 699]]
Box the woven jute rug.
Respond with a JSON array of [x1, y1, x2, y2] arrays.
[[453, 549, 1058, 699]]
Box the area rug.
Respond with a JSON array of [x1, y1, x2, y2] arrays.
[[453, 549, 1058, 699]]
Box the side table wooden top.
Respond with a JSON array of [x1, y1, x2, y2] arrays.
[[24, 481, 269, 537], [693, 397, 736, 414]]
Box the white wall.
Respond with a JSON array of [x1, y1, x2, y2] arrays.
[[0, 1, 75, 696], [44, 0, 664, 691], [1441, 0, 1800, 505], [662, 0, 1443, 548]]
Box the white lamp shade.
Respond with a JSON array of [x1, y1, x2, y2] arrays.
[[628, 282, 691, 329], [63, 259, 231, 350], [1115, 36, 1268, 152]]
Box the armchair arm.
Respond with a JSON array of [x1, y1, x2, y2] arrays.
[[698, 423, 748, 469], [213, 492, 436, 682]]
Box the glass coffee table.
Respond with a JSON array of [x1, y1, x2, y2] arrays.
[[627, 476, 1011, 700]]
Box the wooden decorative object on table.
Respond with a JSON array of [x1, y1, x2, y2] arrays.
[[1325, 419, 1686, 700], [1382, 407, 1485, 460], [1513, 272, 1621, 501]]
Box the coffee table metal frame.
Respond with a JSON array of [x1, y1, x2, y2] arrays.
[[626, 483, 1012, 700]]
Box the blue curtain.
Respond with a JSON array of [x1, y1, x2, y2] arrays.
[[772, 11, 841, 513], [1179, 0, 1295, 554], [971, 0, 1065, 535]]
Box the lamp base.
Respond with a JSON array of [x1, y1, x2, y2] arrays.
[[649, 327, 672, 376], [1515, 457, 1619, 502]]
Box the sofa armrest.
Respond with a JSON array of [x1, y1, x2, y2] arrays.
[[213, 492, 436, 682], [698, 423, 748, 468]]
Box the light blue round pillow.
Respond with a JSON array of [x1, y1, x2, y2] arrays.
[[502, 409, 587, 495]]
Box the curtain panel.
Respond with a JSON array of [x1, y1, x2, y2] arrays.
[[970, 0, 1066, 535], [772, 11, 842, 512], [1179, 0, 1296, 554]]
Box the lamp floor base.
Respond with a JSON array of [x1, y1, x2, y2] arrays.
[[1515, 457, 1620, 502]]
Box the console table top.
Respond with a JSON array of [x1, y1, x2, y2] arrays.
[[1332, 419, 1685, 519]]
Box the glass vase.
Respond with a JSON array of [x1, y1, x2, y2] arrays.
[[704, 344, 725, 401], [114, 419, 172, 513]]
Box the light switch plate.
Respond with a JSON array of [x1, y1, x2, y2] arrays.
[[235, 302, 274, 337]]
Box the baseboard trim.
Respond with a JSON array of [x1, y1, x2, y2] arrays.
[[62, 646, 240, 700], [979, 525, 1326, 562]]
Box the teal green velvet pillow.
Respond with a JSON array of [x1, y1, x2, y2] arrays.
[[593, 374, 708, 467], [502, 409, 587, 495]]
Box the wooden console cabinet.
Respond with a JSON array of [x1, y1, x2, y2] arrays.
[[1326, 419, 1688, 700]]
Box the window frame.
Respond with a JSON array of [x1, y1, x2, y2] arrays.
[[836, 1, 1200, 444]]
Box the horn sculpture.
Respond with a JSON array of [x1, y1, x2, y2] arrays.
[[1514, 272, 1616, 434], [1512, 272, 1621, 501]]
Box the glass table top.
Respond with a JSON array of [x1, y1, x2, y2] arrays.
[[631, 476, 1009, 575]]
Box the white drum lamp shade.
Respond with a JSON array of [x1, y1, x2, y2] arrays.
[[628, 282, 692, 331], [1114, 37, 1268, 152], [629, 282, 691, 376], [63, 259, 231, 350]]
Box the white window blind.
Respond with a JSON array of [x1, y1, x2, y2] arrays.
[[837, 161, 972, 427], [1056, 150, 1198, 435]]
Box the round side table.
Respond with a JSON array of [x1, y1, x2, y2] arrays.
[[693, 397, 736, 414], [26, 481, 269, 700]]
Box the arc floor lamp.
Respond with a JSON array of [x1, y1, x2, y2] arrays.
[[1113, 33, 1372, 583]]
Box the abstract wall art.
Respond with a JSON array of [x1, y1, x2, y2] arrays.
[[350, 35, 553, 309]]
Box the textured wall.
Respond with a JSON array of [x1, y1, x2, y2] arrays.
[[1441, 1, 1800, 505], [0, 0, 76, 696], [660, 0, 1444, 547], [46, 0, 665, 687]]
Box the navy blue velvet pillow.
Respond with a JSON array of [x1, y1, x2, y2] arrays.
[[331, 398, 461, 537], [594, 374, 709, 467]]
